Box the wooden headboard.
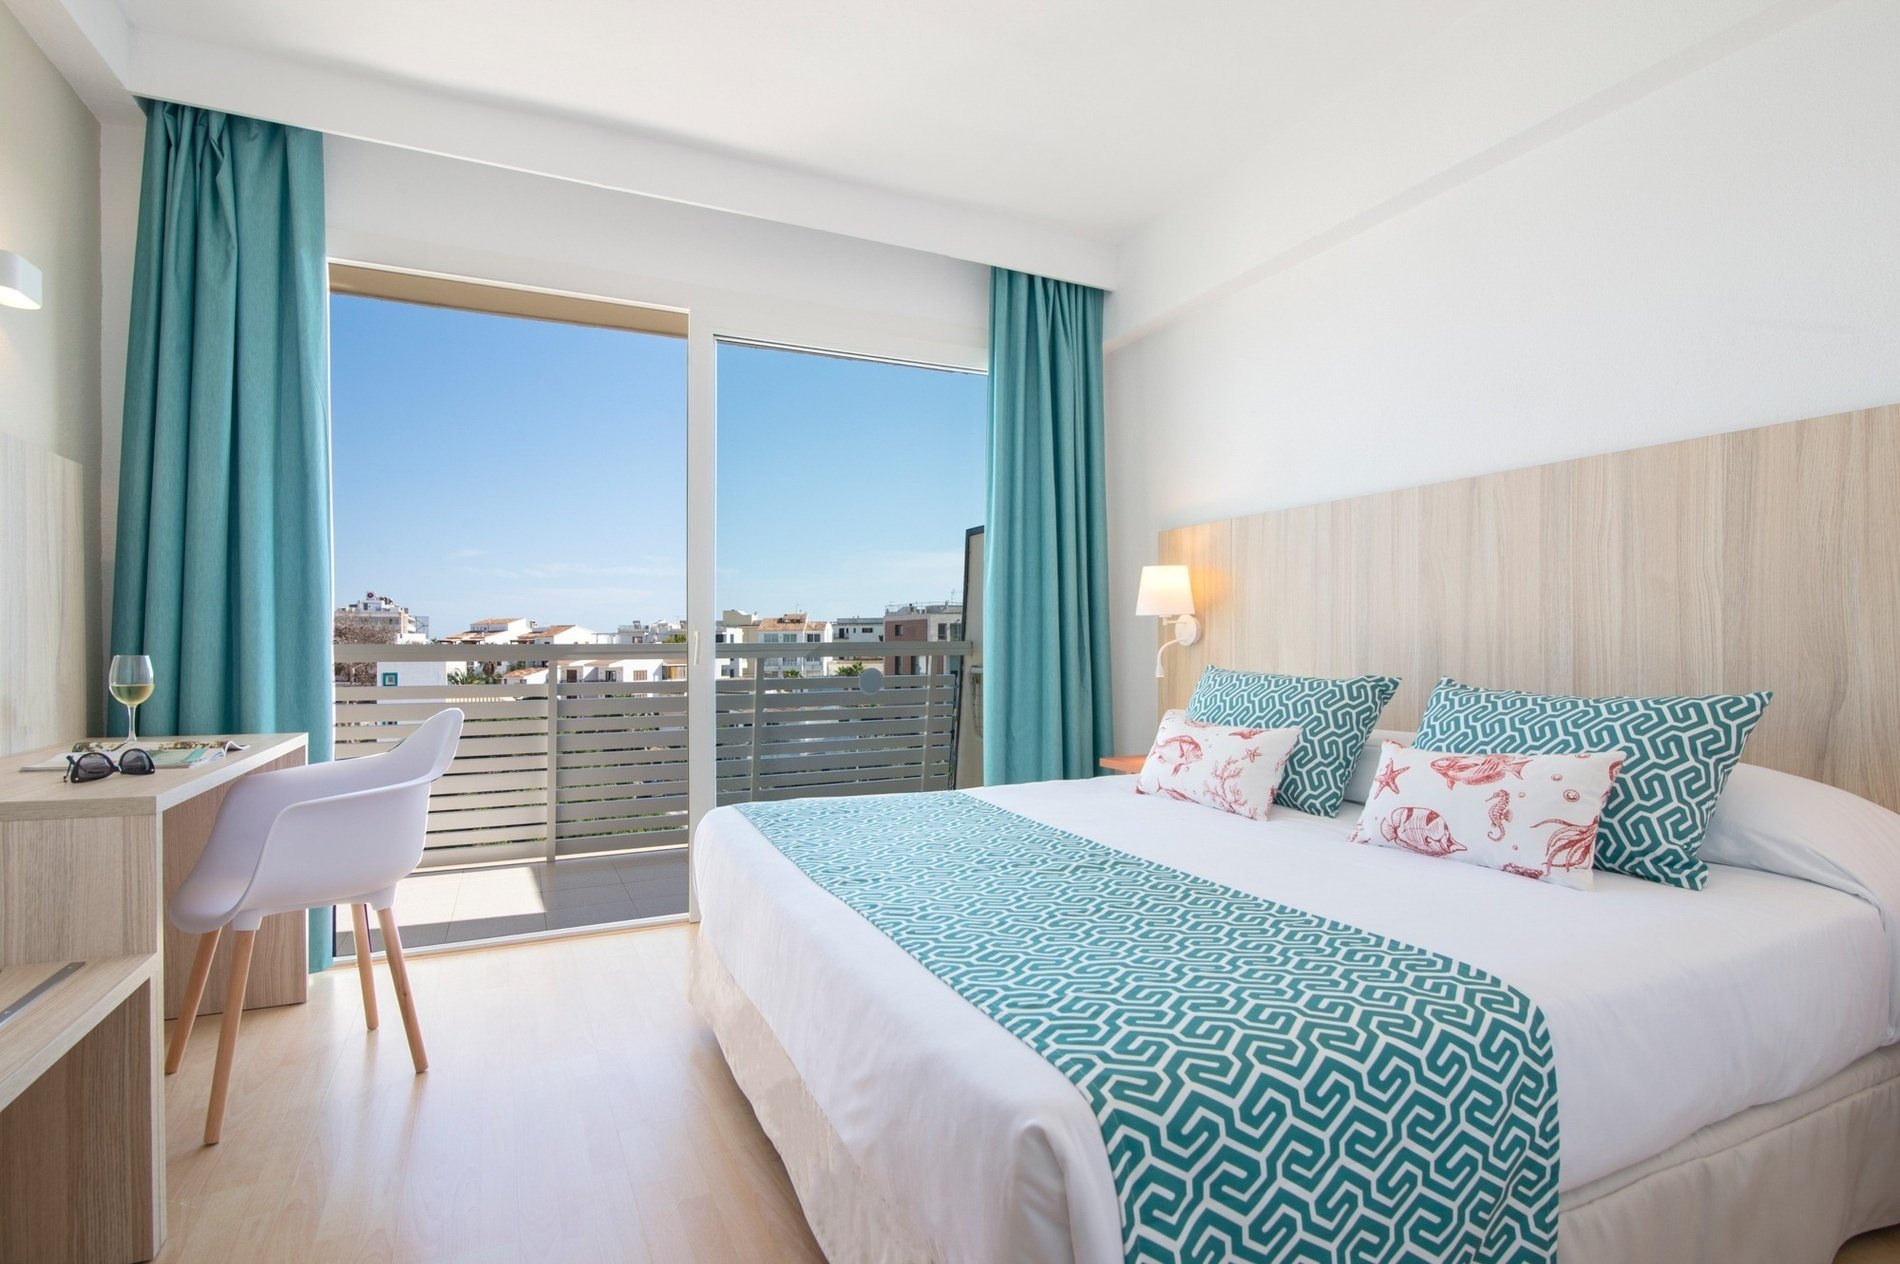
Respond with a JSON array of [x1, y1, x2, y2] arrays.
[[1156, 405, 1900, 811]]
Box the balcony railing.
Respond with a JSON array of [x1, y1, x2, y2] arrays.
[[333, 640, 969, 869]]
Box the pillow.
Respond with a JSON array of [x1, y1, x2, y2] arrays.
[[1412, 678, 1771, 890], [1347, 741, 1624, 890], [1186, 668, 1400, 816], [1135, 710, 1302, 821], [1343, 728, 1418, 806], [1701, 763, 1900, 1038]]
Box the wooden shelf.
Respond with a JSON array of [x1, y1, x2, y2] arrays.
[[1098, 755, 1146, 775], [0, 955, 156, 1110], [0, 954, 161, 1262]]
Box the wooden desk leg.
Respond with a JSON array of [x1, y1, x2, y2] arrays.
[[0, 977, 162, 1262]]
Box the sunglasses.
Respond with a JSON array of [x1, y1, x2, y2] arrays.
[[65, 748, 156, 784]]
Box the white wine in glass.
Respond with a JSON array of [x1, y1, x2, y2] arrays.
[[108, 654, 155, 742]]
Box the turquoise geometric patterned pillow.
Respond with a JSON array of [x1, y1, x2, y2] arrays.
[[1412, 678, 1771, 890], [1186, 668, 1400, 817]]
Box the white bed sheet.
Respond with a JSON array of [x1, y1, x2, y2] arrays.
[[693, 777, 1892, 1264]]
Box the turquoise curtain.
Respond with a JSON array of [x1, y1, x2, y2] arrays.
[[110, 101, 336, 970], [983, 269, 1113, 785]]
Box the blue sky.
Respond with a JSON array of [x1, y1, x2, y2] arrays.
[[330, 296, 984, 636]]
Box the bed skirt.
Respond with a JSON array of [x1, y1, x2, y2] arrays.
[[692, 930, 1900, 1264], [691, 930, 938, 1260]]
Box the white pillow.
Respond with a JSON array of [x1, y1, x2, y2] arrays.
[[1347, 741, 1624, 891], [1343, 728, 1418, 804], [1135, 709, 1302, 821], [1702, 763, 1900, 1039]]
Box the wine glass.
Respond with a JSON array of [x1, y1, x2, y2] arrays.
[[108, 655, 155, 742]]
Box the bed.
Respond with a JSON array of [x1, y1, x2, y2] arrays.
[[691, 769, 1900, 1264], [689, 407, 1900, 1262]]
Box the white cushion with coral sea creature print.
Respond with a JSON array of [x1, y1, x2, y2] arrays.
[[1134, 710, 1302, 821], [1347, 741, 1626, 891]]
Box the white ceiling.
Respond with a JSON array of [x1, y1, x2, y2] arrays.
[[114, 0, 1483, 241], [10, 0, 1824, 306]]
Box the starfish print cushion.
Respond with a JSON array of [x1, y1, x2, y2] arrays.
[[1135, 710, 1303, 821], [1347, 741, 1626, 891], [1411, 677, 1771, 889]]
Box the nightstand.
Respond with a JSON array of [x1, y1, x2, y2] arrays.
[[1098, 755, 1146, 775]]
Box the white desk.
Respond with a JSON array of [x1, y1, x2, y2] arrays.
[[0, 733, 307, 1261]]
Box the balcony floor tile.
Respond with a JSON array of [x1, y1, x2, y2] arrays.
[[445, 912, 548, 942], [628, 887, 690, 919], [624, 867, 689, 894], [545, 898, 643, 931], [614, 851, 685, 877], [541, 881, 634, 909], [360, 920, 451, 953], [390, 887, 459, 922], [341, 849, 688, 956], [534, 858, 630, 890]]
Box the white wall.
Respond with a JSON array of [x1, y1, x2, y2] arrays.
[[96, 118, 139, 628], [1103, 0, 1841, 347], [324, 138, 989, 368], [1103, 0, 1900, 752], [1, 0, 104, 733], [121, 25, 1113, 289]]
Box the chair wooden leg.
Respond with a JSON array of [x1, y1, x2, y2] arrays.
[[351, 904, 380, 1031], [375, 907, 428, 1073], [204, 929, 255, 1145], [166, 928, 222, 1074]]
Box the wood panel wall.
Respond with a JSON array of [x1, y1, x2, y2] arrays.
[[0, 433, 87, 755], [1157, 406, 1900, 811]]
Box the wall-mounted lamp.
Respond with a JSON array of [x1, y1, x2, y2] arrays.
[[0, 251, 44, 310], [1136, 564, 1200, 678]]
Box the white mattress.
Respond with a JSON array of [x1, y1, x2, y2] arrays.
[[693, 777, 1893, 1264]]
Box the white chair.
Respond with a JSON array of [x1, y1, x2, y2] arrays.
[[166, 708, 464, 1144]]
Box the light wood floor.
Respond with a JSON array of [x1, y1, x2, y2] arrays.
[[159, 925, 822, 1262], [159, 924, 1900, 1262]]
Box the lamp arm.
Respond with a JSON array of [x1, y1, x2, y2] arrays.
[[1152, 613, 1203, 678]]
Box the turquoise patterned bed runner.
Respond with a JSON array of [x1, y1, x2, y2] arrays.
[[738, 791, 1558, 1263]]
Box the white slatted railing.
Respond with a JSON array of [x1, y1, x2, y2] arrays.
[[333, 641, 967, 868], [716, 672, 958, 805]]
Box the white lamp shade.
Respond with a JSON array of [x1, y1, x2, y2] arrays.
[[0, 252, 42, 310], [1135, 565, 1195, 617]]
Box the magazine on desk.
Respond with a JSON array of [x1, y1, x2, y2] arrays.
[[18, 738, 251, 773]]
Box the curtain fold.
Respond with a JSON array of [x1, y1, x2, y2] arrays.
[[983, 269, 1113, 785], [111, 101, 336, 969]]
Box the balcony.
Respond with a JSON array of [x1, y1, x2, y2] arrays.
[[331, 639, 971, 950]]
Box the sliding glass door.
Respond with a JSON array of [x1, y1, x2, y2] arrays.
[[327, 271, 690, 946], [710, 341, 984, 808], [324, 271, 985, 948]]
